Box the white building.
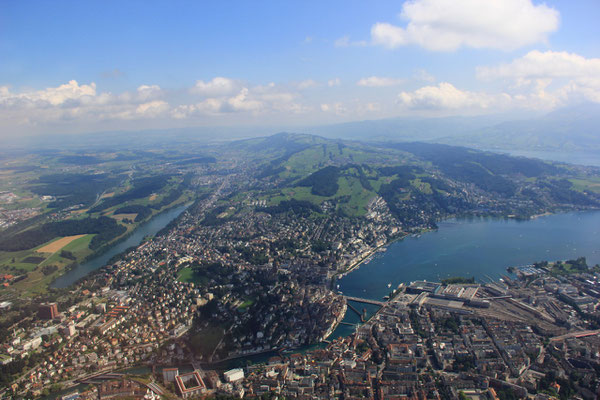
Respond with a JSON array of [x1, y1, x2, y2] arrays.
[[224, 368, 244, 383]]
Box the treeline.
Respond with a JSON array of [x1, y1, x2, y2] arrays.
[[442, 277, 475, 285], [0, 217, 126, 252], [376, 167, 469, 226], [58, 155, 101, 165], [29, 173, 121, 210], [541, 179, 599, 206], [201, 206, 231, 226], [235, 246, 269, 265], [260, 199, 321, 216], [112, 174, 191, 220], [298, 166, 340, 196], [392, 142, 560, 196], [89, 175, 172, 213], [171, 156, 216, 165], [113, 205, 152, 222], [257, 162, 286, 179], [377, 165, 421, 178], [343, 164, 374, 191], [149, 187, 183, 210], [394, 142, 557, 178]]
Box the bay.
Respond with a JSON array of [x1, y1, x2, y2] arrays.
[[51, 203, 189, 288], [330, 210, 600, 339]]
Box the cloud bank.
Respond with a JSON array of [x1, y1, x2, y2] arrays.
[[371, 0, 559, 51]]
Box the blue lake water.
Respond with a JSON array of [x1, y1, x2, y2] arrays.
[[330, 210, 600, 339], [488, 149, 600, 167]]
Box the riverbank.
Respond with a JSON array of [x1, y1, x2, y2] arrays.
[[323, 302, 347, 341], [51, 203, 191, 288]]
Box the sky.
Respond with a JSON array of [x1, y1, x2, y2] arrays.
[[1, 0, 600, 137]]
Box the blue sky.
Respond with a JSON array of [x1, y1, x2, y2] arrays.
[[1, 0, 600, 136]]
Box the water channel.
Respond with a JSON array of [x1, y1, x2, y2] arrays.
[[51, 203, 190, 288]]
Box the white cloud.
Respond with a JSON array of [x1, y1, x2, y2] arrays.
[[0, 80, 97, 107], [477, 50, 600, 104], [477, 50, 600, 81], [297, 79, 318, 90], [413, 69, 435, 83], [360, 102, 380, 113], [225, 88, 264, 112], [357, 76, 404, 87], [328, 78, 341, 87], [191, 77, 238, 96], [136, 84, 163, 101], [371, 0, 559, 51], [334, 35, 367, 48], [136, 100, 169, 116], [0, 80, 172, 129], [320, 102, 347, 115], [398, 82, 494, 109], [172, 81, 308, 118]]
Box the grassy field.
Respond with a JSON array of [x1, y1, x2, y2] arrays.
[[410, 178, 433, 194], [0, 234, 96, 296], [237, 298, 255, 311], [111, 213, 138, 222], [177, 266, 210, 286], [0, 184, 192, 297], [569, 177, 600, 193], [336, 176, 377, 216], [189, 325, 225, 357], [177, 267, 195, 283], [36, 234, 87, 253], [263, 174, 377, 217]]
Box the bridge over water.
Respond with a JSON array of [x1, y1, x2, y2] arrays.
[[344, 296, 386, 306]]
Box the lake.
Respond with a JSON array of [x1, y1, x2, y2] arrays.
[[51, 203, 189, 288], [330, 210, 600, 339], [488, 149, 600, 167]]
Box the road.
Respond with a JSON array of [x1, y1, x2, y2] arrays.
[[549, 329, 600, 342]]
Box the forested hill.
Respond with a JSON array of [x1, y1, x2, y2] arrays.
[[239, 133, 600, 224]]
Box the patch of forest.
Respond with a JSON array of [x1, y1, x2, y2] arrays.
[[0, 217, 126, 252], [259, 199, 321, 216], [113, 205, 152, 222], [392, 142, 559, 196], [88, 175, 173, 213], [171, 156, 216, 165], [297, 166, 340, 196], [29, 173, 122, 210]]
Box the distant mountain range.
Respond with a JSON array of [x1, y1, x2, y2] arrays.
[[306, 102, 600, 153], [6, 103, 600, 161]]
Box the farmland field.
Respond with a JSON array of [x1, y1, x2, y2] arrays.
[[36, 234, 88, 253]]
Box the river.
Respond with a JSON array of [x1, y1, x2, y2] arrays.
[[330, 210, 600, 339], [51, 203, 189, 288], [51, 208, 600, 366]]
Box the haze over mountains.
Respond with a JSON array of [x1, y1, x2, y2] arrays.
[[309, 102, 600, 153], [5, 102, 600, 168]]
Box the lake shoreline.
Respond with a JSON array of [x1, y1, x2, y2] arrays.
[[335, 208, 600, 291]]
